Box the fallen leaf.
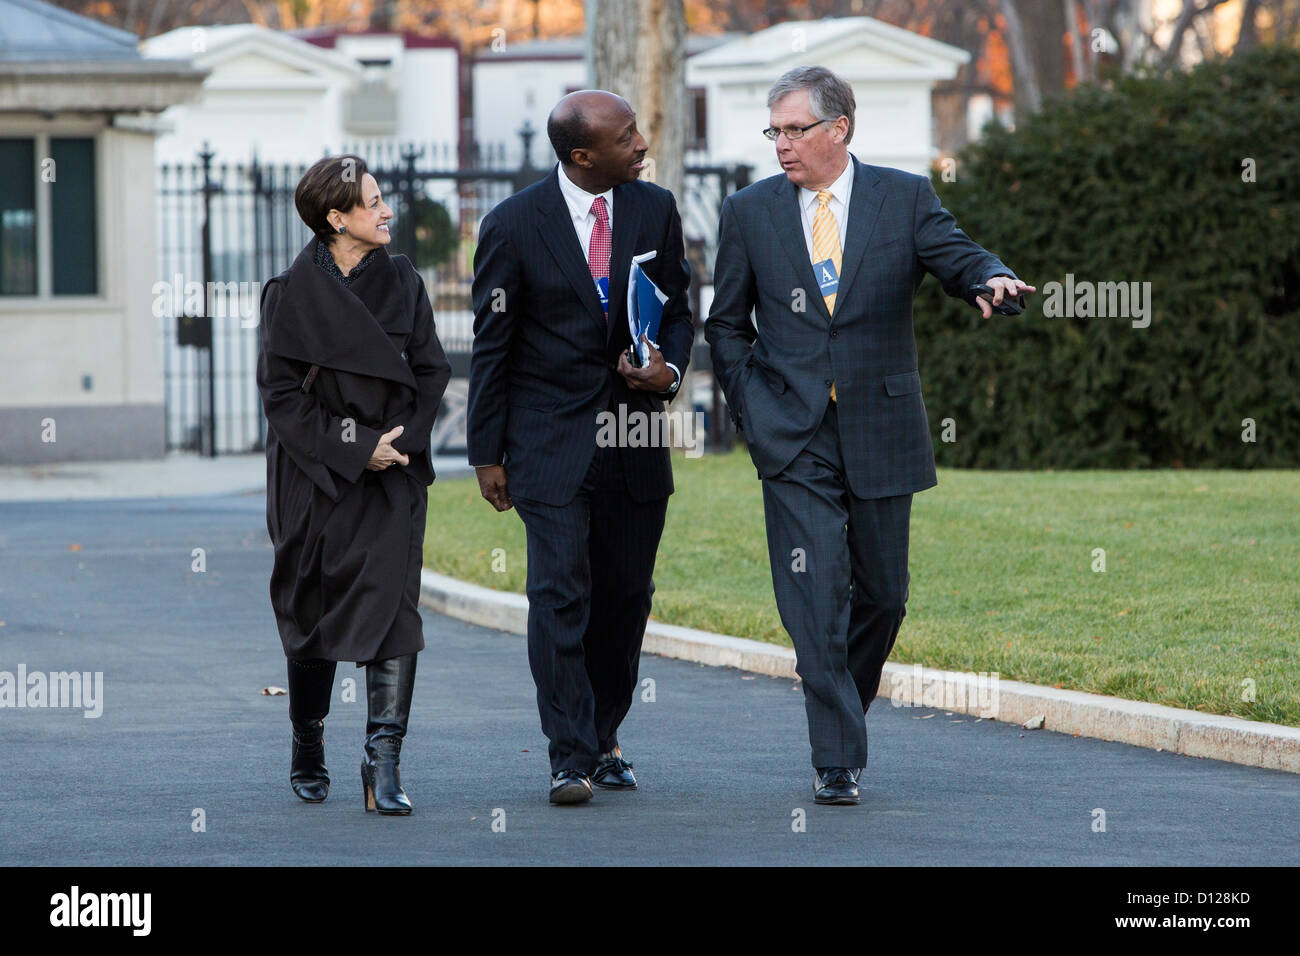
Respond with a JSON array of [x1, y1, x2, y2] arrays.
[[261, 686, 287, 696], [1053, 682, 1064, 689], [1117, 608, 1131, 616], [69, 543, 82, 551]]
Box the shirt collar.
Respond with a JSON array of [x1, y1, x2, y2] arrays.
[[557, 162, 613, 222], [800, 154, 854, 212]]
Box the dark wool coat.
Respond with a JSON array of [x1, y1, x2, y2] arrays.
[[256, 238, 451, 663]]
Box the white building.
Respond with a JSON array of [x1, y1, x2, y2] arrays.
[[0, 0, 204, 464], [471, 34, 734, 167], [471, 18, 969, 176], [141, 25, 460, 165]]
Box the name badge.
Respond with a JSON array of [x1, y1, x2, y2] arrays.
[[594, 276, 610, 310], [813, 259, 839, 297]]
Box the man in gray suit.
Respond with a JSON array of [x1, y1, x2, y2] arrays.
[[706, 66, 1034, 805]]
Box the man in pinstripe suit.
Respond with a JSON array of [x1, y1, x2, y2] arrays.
[[467, 91, 694, 805], [706, 67, 1034, 805]]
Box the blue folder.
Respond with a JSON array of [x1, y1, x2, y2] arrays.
[[628, 258, 667, 367]]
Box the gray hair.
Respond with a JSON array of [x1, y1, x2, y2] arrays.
[[766, 66, 856, 146]]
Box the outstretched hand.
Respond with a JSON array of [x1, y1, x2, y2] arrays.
[[975, 276, 1036, 318]]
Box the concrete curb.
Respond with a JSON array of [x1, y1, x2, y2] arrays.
[[419, 570, 1300, 775]]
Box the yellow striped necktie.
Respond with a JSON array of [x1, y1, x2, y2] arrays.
[[812, 190, 842, 401]]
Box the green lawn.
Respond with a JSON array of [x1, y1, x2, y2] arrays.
[[424, 452, 1300, 727]]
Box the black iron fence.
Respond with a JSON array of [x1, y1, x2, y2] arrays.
[[156, 129, 750, 457]]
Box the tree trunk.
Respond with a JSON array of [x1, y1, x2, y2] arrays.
[[1064, 0, 1086, 84], [586, 0, 687, 201], [999, 0, 1042, 116], [1236, 0, 1261, 53]]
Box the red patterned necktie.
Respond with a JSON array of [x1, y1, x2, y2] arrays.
[[588, 195, 611, 319]]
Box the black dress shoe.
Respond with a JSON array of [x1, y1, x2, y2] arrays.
[[549, 769, 594, 805], [592, 747, 637, 790], [814, 767, 861, 805]]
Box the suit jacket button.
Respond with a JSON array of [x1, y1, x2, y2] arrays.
[[824, 378, 833, 387]]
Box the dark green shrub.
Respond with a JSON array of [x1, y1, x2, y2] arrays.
[[916, 46, 1300, 468]]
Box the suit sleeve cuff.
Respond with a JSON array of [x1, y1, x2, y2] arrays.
[[321, 422, 382, 484]]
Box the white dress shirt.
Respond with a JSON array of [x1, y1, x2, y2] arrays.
[[557, 161, 614, 260], [554, 162, 680, 395], [798, 154, 854, 261]]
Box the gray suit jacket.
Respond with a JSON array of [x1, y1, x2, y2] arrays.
[[705, 155, 1015, 499]]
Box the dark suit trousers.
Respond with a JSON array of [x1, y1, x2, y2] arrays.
[[761, 400, 912, 769], [511, 435, 668, 775]]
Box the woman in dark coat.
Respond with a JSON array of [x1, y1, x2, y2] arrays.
[[256, 155, 451, 814]]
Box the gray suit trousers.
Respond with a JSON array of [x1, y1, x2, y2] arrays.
[[761, 400, 912, 769]]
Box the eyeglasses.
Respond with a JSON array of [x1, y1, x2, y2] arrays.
[[762, 119, 829, 142]]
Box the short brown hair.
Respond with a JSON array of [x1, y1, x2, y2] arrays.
[[294, 154, 368, 244]]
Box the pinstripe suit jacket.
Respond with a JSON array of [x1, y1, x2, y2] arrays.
[[705, 155, 1015, 499], [467, 169, 694, 506]]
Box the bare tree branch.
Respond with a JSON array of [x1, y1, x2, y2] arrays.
[[1159, 0, 1233, 68]]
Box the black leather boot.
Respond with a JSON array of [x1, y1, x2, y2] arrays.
[[361, 653, 417, 815], [287, 657, 337, 803]]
